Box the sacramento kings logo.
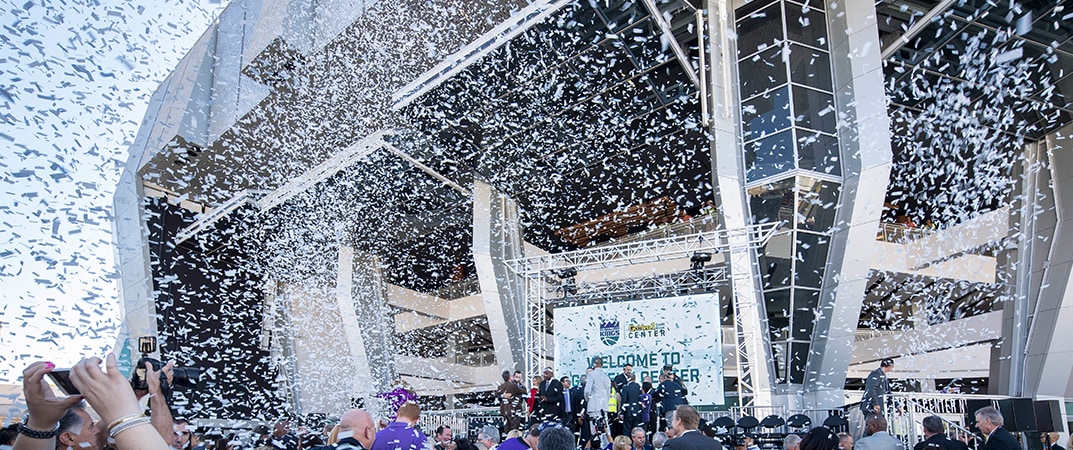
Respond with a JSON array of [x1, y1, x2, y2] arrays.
[[600, 320, 620, 346]]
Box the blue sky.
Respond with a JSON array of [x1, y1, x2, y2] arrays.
[[0, 0, 228, 383]]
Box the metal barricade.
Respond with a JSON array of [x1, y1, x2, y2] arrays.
[[418, 407, 502, 440]]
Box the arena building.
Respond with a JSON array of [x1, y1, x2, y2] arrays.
[[113, 0, 1072, 433]]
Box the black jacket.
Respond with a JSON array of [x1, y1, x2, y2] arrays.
[[620, 382, 643, 419], [664, 430, 722, 450], [984, 428, 1019, 450], [538, 378, 564, 417], [913, 434, 968, 450]]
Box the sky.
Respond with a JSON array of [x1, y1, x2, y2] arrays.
[[0, 0, 228, 383]]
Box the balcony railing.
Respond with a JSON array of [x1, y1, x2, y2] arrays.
[[877, 222, 934, 243]]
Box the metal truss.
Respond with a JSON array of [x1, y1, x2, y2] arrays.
[[506, 223, 778, 275], [724, 224, 778, 407], [506, 223, 778, 394], [545, 266, 729, 307]]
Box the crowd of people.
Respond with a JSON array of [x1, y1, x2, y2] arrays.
[[496, 358, 689, 448], [5, 356, 1071, 450]]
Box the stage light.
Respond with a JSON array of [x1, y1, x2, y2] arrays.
[[556, 267, 578, 279], [690, 252, 712, 270], [555, 267, 578, 297]]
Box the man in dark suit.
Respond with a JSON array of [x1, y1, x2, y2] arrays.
[[561, 376, 585, 432], [664, 405, 721, 450], [619, 373, 643, 433], [631, 427, 655, 450], [914, 415, 968, 450], [538, 367, 565, 422], [614, 364, 634, 394], [1041, 433, 1066, 450], [974, 406, 1018, 450], [861, 359, 893, 415]]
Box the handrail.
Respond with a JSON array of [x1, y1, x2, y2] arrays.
[[884, 393, 1004, 447], [876, 222, 934, 243]]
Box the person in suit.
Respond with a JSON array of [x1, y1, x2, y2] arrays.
[[619, 373, 643, 434], [500, 370, 528, 433], [974, 406, 1018, 450], [663, 405, 721, 450], [560, 376, 585, 432], [861, 359, 894, 415], [614, 364, 634, 394], [913, 415, 967, 450], [537, 368, 565, 422], [1040, 433, 1065, 450], [854, 415, 904, 450], [656, 374, 686, 422], [631, 427, 654, 450]]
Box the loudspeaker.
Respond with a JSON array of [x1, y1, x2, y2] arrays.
[[1011, 398, 1036, 432], [965, 399, 992, 434], [1033, 400, 1064, 433]]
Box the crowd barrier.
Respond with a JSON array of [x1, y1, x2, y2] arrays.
[[415, 393, 1013, 449]]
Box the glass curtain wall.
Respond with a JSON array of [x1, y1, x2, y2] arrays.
[[735, 0, 842, 384]]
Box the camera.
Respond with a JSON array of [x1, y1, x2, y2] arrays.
[[130, 336, 201, 398]]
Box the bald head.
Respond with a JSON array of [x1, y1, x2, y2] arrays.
[[338, 409, 375, 449], [864, 414, 888, 436]]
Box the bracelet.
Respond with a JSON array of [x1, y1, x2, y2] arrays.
[[109, 417, 152, 439], [18, 415, 61, 439], [107, 413, 147, 434]]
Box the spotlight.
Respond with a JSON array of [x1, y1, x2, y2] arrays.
[[562, 278, 578, 296], [555, 267, 578, 297], [556, 267, 577, 279], [690, 252, 712, 270]]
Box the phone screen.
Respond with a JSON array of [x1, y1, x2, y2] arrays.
[[46, 369, 80, 395]]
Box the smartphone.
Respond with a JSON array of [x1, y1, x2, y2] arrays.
[[46, 369, 80, 395]]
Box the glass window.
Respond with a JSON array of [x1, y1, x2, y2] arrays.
[[736, 2, 784, 59], [745, 129, 795, 182], [791, 288, 818, 340], [623, 18, 671, 71], [759, 232, 794, 289], [739, 46, 789, 101], [796, 176, 840, 232], [771, 342, 788, 384], [789, 44, 833, 91], [766, 287, 790, 341], [794, 231, 830, 287], [742, 86, 791, 142], [785, 1, 828, 50], [797, 131, 841, 176], [789, 341, 809, 383], [792, 85, 837, 134], [596, 0, 644, 33], [735, 0, 779, 22], [748, 177, 795, 226], [765, 287, 792, 318]]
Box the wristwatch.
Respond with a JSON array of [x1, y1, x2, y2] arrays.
[[18, 415, 61, 439]]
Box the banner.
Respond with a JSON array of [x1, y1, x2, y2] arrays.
[[553, 294, 725, 406]]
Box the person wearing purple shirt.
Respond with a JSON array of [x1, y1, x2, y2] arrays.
[[372, 402, 429, 450], [499, 424, 541, 450]]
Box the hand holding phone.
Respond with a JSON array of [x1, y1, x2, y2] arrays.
[[46, 369, 81, 395]]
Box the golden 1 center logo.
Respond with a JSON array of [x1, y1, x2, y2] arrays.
[[626, 321, 667, 339]]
